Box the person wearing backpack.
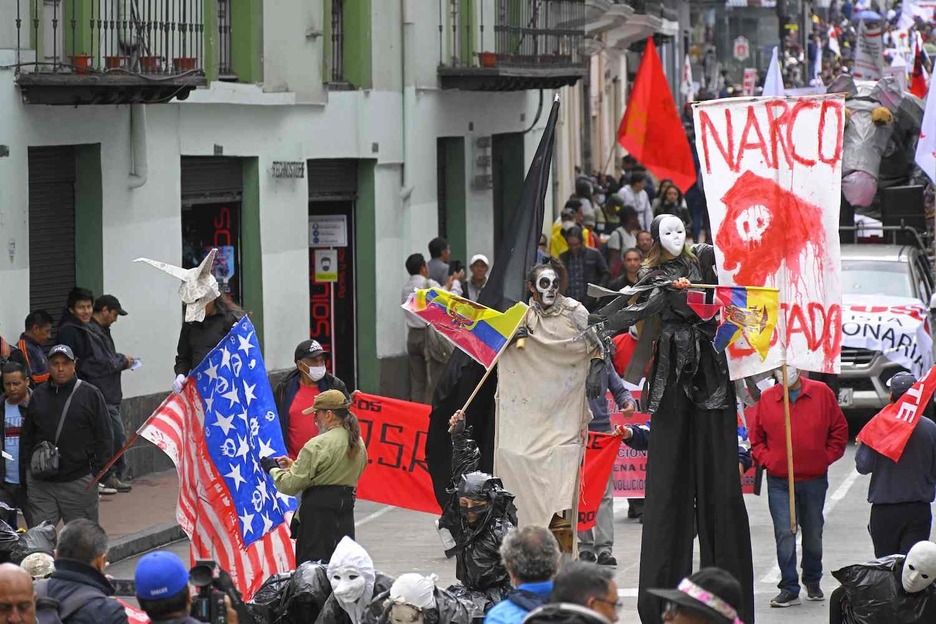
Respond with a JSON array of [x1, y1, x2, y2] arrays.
[[35, 519, 127, 624]]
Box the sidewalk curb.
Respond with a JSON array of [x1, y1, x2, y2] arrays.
[[107, 522, 185, 563]]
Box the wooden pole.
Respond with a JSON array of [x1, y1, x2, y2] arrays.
[[781, 362, 797, 535]]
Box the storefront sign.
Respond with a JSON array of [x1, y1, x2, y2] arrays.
[[271, 161, 305, 179], [309, 215, 348, 247], [314, 249, 338, 282], [742, 68, 758, 96]]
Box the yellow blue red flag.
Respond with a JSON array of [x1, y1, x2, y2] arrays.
[[402, 288, 528, 368], [713, 286, 780, 360]]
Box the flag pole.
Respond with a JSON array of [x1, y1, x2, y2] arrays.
[[781, 361, 797, 535]]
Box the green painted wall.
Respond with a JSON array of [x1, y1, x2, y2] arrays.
[[458, 0, 475, 64], [203, 0, 219, 82], [241, 158, 264, 347], [231, 0, 263, 83], [342, 0, 372, 88], [74, 144, 103, 296], [355, 160, 377, 393], [440, 138, 468, 263], [63, 0, 94, 57]]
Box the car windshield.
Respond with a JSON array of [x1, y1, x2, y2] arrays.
[[841, 259, 915, 298]]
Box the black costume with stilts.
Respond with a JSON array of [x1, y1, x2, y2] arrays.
[[590, 233, 755, 624]]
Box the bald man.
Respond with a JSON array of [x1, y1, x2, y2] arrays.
[[0, 563, 35, 624]]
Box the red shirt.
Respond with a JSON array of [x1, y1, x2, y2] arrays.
[[748, 378, 848, 481], [287, 384, 321, 457]]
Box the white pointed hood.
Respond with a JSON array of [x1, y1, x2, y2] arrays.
[[134, 249, 220, 322]]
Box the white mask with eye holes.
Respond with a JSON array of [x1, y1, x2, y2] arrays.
[[331, 565, 367, 605], [773, 366, 800, 387], [535, 268, 559, 308], [902, 541, 936, 593], [658, 215, 687, 258]]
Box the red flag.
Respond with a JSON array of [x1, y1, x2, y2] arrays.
[[911, 41, 928, 99], [686, 289, 719, 320], [577, 432, 622, 532], [857, 366, 936, 461], [617, 37, 697, 193]]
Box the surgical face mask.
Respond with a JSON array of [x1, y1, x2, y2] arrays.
[[331, 565, 367, 605], [307, 364, 326, 382], [389, 603, 425, 624], [773, 367, 800, 387], [561, 221, 574, 231], [902, 542, 936, 593], [535, 268, 559, 307], [658, 215, 686, 257]]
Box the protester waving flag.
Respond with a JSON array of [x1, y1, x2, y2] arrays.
[[712, 286, 780, 361], [857, 366, 936, 462], [139, 317, 296, 599], [403, 288, 528, 368]]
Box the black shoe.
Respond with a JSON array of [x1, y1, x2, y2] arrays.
[[805, 583, 824, 601], [770, 591, 801, 607], [596, 552, 617, 566], [579, 551, 597, 563]]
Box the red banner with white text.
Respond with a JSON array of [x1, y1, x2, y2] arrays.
[[858, 366, 936, 461]]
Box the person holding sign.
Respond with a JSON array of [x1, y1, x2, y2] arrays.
[[588, 214, 755, 624]]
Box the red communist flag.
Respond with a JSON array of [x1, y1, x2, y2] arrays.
[[911, 42, 928, 100], [617, 37, 697, 193], [578, 432, 622, 532], [857, 366, 936, 461]]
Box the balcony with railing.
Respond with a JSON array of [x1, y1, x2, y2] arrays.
[[13, 0, 207, 105], [437, 0, 588, 91]]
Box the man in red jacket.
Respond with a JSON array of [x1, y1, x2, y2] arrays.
[[749, 367, 848, 609]]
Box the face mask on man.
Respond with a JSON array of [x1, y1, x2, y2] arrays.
[[302, 363, 326, 382], [903, 541, 936, 593]]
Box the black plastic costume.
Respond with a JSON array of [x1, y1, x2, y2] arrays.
[[437, 426, 515, 613], [830, 556, 936, 624], [365, 587, 472, 624], [590, 243, 755, 624], [314, 573, 395, 624], [248, 562, 333, 624]]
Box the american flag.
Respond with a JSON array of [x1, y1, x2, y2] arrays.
[[140, 317, 297, 600]]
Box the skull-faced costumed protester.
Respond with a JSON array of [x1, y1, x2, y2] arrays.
[[368, 573, 471, 624], [437, 410, 515, 613], [494, 258, 601, 548], [315, 537, 394, 624], [589, 215, 754, 624], [830, 541, 936, 623], [134, 248, 245, 391]]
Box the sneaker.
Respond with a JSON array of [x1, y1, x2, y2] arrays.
[[98, 483, 117, 495], [579, 551, 597, 563], [770, 591, 801, 608], [110, 477, 132, 493], [805, 583, 824, 601], [596, 552, 617, 566]]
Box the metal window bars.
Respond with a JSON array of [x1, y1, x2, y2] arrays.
[[330, 0, 345, 83], [217, 0, 234, 79]]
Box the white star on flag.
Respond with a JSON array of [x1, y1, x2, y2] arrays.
[[261, 513, 274, 534], [223, 386, 241, 407], [220, 347, 232, 370], [239, 509, 255, 535], [224, 463, 247, 491], [213, 412, 236, 436], [258, 438, 275, 458], [204, 361, 220, 382], [237, 332, 255, 355], [235, 434, 251, 459], [243, 382, 257, 406]]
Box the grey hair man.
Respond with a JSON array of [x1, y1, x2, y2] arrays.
[[483, 526, 561, 623], [524, 561, 620, 624]]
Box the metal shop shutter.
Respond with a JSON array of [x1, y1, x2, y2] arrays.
[[307, 159, 358, 200], [28, 146, 77, 324], [181, 157, 243, 204]]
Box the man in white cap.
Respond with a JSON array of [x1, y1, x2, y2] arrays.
[[466, 255, 489, 302], [134, 249, 244, 391], [378, 573, 469, 624]]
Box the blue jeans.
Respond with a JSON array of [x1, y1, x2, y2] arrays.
[[767, 475, 828, 595]]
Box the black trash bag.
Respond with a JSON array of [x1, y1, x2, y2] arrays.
[[832, 555, 936, 623], [364, 586, 472, 624], [10, 521, 56, 564], [246, 572, 292, 624], [282, 562, 332, 624], [0, 512, 21, 563], [445, 584, 508, 618]]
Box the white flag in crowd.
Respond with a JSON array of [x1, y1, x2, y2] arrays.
[[681, 54, 695, 101], [899, 0, 936, 30], [917, 79, 936, 185], [828, 25, 841, 57], [762, 47, 785, 97]]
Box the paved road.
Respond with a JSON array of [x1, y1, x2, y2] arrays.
[[110, 444, 912, 624]]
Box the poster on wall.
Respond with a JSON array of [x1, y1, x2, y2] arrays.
[[182, 202, 241, 303], [314, 249, 338, 282]]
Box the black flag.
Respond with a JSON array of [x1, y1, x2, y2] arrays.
[[425, 97, 560, 504]]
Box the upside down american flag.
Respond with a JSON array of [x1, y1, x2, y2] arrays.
[[139, 318, 296, 599]]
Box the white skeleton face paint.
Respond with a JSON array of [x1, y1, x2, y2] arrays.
[[535, 268, 559, 307], [658, 216, 686, 257], [735, 204, 771, 243], [902, 542, 936, 593], [330, 565, 367, 606]]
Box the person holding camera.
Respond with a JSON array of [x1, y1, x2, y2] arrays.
[[134, 552, 238, 624], [263, 390, 367, 565]]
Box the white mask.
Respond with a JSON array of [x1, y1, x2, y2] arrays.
[[902, 541, 936, 593], [773, 367, 800, 387], [561, 221, 574, 231], [535, 268, 559, 307], [657, 215, 686, 257], [327, 537, 377, 624], [331, 564, 367, 605], [305, 364, 326, 382]]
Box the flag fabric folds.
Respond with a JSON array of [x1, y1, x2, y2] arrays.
[[686, 289, 719, 321], [578, 432, 621, 532], [917, 73, 936, 185], [762, 47, 785, 97], [712, 286, 780, 360], [857, 366, 936, 461], [403, 289, 528, 368], [910, 38, 929, 99], [617, 37, 697, 193], [140, 318, 296, 600]]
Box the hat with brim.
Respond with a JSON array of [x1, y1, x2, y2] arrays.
[[647, 568, 744, 624], [302, 389, 350, 414]]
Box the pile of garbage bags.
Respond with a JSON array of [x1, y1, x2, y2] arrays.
[[247, 562, 332, 624], [0, 511, 56, 565]]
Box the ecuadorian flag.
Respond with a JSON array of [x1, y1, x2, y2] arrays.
[[712, 286, 780, 361], [402, 288, 529, 368]]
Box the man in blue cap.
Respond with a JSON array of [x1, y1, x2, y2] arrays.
[[856, 372, 936, 557], [134, 552, 237, 624]]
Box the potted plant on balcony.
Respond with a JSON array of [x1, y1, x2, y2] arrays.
[[104, 55, 130, 70], [173, 57, 198, 73], [139, 56, 162, 74], [478, 51, 497, 67], [71, 54, 93, 74]]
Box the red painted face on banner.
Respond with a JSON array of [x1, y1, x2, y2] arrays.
[[716, 170, 826, 289]]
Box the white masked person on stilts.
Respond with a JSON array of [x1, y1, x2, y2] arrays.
[[588, 215, 755, 624]]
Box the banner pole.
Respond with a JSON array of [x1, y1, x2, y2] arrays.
[[781, 361, 798, 535]]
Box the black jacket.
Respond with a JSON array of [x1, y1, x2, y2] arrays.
[[559, 247, 610, 311], [523, 604, 611, 624], [57, 314, 128, 405], [44, 559, 128, 624], [10, 334, 50, 386], [273, 369, 350, 441], [175, 305, 244, 375], [0, 393, 28, 485], [21, 377, 112, 483]]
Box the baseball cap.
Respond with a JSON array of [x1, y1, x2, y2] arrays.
[[648, 568, 743, 624], [302, 389, 351, 414], [294, 339, 328, 362], [135, 551, 190, 600], [94, 294, 128, 315], [888, 372, 917, 398], [469, 254, 489, 268], [48, 345, 76, 361]]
